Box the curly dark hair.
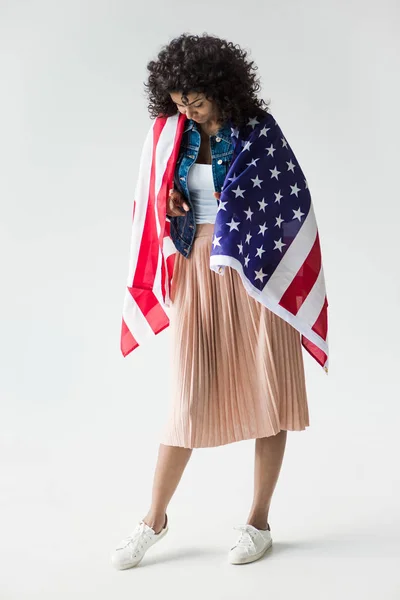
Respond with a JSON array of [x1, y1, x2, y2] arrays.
[[144, 33, 269, 129]]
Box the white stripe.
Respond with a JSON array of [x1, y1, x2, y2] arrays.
[[125, 121, 155, 286], [153, 115, 180, 305], [296, 264, 327, 332], [263, 205, 318, 300], [122, 290, 155, 347]]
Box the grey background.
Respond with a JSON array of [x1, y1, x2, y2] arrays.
[[1, 0, 399, 598]]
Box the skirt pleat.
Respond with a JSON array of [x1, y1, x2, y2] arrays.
[[160, 223, 309, 449]]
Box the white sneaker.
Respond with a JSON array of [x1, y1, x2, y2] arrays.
[[111, 517, 169, 570], [229, 524, 272, 564]]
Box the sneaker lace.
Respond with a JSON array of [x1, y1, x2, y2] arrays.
[[233, 525, 257, 550], [119, 522, 151, 554]]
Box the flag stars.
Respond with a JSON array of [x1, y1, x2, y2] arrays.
[[242, 140, 252, 152], [259, 126, 270, 137], [292, 207, 305, 221], [304, 178, 308, 189], [251, 175, 263, 188], [228, 173, 237, 183], [266, 144, 276, 156], [227, 217, 240, 231], [246, 158, 260, 167], [258, 197, 268, 212], [281, 137, 288, 148], [244, 206, 254, 220], [218, 200, 228, 211], [254, 268, 267, 282], [275, 214, 284, 228], [247, 117, 260, 129], [244, 254, 250, 267], [232, 185, 245, 198], [290, 183, 301, 197], [274, 190, 283, 204], [274, 238, 286, 253], [231, 127, 240, 138], [258, 222, 268, 235], [255, 245, 266, 258], [286, 159, 296, 172], [237, 242, 244, 255], [245, 232, 252, 244], [212, 235, 222, 248], [270, 166, 281, 180]]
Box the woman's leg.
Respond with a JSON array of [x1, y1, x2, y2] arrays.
[[246, 430, 287, 530], [142, 443, 193, 533]]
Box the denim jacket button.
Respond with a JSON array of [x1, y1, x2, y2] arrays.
[[216, 137, 221, 142], [217, 159, 223, 165], [180, 176, 185, 181]]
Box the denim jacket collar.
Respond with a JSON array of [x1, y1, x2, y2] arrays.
[[183, 117, 233, 143]]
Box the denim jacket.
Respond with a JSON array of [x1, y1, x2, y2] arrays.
[[168, 118, 235, 258]]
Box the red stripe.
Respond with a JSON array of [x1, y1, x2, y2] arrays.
[[301, 335, 328, 368], [133, 117, 167, 289], [312, 296, 328, 340], [279, 232, 321, 315], [120, 317, 139, 356], [128, 285, 170, 336], [157, 113, 186, 245]]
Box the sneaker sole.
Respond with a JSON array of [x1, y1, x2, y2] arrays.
[[229, 538, 273, 565]]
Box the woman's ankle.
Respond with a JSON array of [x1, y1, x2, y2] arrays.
[[143, 511, 167, 534]]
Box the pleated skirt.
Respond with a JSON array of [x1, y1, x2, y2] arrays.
[[160, 223, 310, 449]]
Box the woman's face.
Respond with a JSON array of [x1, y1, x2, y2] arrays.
[[169, 90, 219, 124]]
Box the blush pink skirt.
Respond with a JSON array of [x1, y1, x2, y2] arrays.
[[160, 223, 310, 449]]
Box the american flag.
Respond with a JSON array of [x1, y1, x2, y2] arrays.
[[121, 112, 329, 372]]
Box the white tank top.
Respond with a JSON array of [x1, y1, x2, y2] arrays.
[[187, 163, 218, 224]]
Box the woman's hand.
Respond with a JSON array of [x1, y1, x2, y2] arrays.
[[167, 188, 190, 217]]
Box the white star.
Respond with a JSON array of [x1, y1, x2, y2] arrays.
[[247, 117, 260, 129], [275, 214, 284, 228], [290, 183, 301, 197], [254, 268, 267, 282], [232, 185, 245, 198], [242, 140, 252, 152], [286, 159, 296, 172], [246, 158, 260, 167], [244, 206, 254, 220], [258, 197, 268, 211], [244, 254, 250, 267], [227, 217, 240, 231], [251, 175, 263, 188], [218, 200, 228, 211], [292, 207, 305, 221], [258, 222, 268, 235], [245, 232, 252, 244], [237, 242, 244, 255], [274, 238, 286, 252], [266, 144, 276, 156], [274, 190, 283, 204], [227, 172, 237, 182], [304, 178, 308, 189], [270, 166, 281, 180], [259, 126, 270, 137], [255, 245, 266, 258], [212, 235, 222, 248], [231, 127, 240, 138], [281, 137, 288, 148]]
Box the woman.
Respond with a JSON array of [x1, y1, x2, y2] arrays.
[[112, 33, 317, 569]]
